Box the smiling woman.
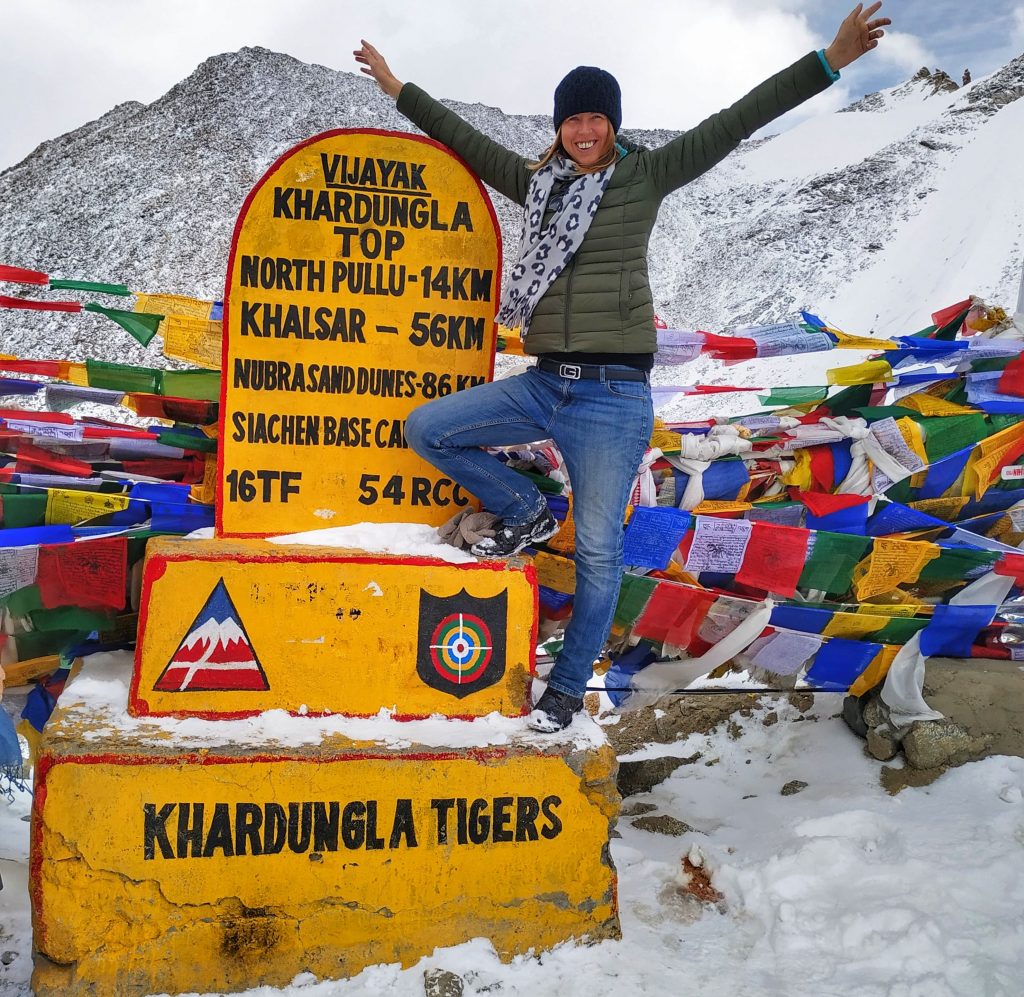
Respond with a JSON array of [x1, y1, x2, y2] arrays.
[[352, 3, 891, 733]]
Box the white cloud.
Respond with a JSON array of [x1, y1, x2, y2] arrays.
[[869, 30, 937, 74], [0, 0, 984, 170]]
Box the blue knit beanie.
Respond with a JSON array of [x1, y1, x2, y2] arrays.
[[553, 66, 622, 134]]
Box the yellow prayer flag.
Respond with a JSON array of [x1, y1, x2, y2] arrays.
[[848, 645, 900, 697], [134, 293, 215, 320], [190, 456, 219, 506], [531, 551, 576, 594], [650, 429, 682, 453], [852, 538, 941, 601], [965, 420, 1024, 499], [908, 496, 968, 521], [45, 489, 130, 526], [831, 331, 900, 350], [823, 612, 892, 640], [780, 448, 813, 489], [547, 495, 576, 554], [897, 417, 928, 467], [826, 359, 893, 386], [162, 314, 223, 370], [691, 500, 752, 515], [898, 392, 977, 417]]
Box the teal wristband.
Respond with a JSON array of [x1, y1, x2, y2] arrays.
[[817, 49, 841, 82]]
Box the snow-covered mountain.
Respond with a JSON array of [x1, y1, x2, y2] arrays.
[[1, 46, 1023, 376]]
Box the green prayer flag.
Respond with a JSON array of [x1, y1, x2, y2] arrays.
[[757, 386, 828, 406], [84, 303, 163, 347], [823, 383, 873, 419], [873, 616, 929, 644], [854, 406, 922, 422], [916, 546, 1000, 583], [86, 359, 161, 394], [798, 532, 871, 595], [919, 415, 988, 462], [154, 431, 218, 454], [1, 493, 47, 528], [613, 573, 657, 629], [51, 280, 132, 296], [3, 584, 43, 616], [29, 606, 115, 633], [13, 629, 86, 661], [158, 369, 221, 401], [931, 306, 971, 341]]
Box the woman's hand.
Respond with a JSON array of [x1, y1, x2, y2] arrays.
[[824, 2, 891, 71], [353, 39, 404, 99]]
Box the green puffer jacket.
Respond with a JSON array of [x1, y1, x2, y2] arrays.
[[396, 51, 833, 355]]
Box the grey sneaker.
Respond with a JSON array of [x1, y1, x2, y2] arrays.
[[470, 507, 558, 558], [527, 687, 584, 732]]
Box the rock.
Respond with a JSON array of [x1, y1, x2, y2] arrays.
[[842, 695, 869, 739], [880, 763, 946, 794], [620, 802, 658, 817], [788, 694, 814, 713], [866, 725, 901, 761], [762, 711, 778, 727], [902, 721, 992, 770], [424, 969, 464, 997], [780, 780, 808, 796], [617, 754, 700, 797], [605, 694, 757, 755], [862, 696, 888, 730], [583, 692, 601, 717], [632, 815, 693, 836]]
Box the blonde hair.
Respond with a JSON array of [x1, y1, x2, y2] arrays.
[[529, 125, 618, 174]]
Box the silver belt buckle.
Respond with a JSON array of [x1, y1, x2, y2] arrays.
[[559, 363, 582, 379]]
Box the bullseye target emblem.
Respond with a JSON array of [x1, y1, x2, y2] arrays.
[[417, 588, 507, 699], [429, 613, 493, 684]]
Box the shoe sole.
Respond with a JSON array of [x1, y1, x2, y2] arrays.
[[471, 518, 559, 559]]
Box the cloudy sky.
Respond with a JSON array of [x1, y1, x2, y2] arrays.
[[3, 0, 1023, 171]]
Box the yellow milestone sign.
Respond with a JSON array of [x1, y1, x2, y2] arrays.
[[33, 734, 619, 996], [219, 130, 501, 536], [131, 538, 535, 719]]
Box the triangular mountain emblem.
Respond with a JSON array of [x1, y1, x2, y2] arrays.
[[153, 578, 269, 692]]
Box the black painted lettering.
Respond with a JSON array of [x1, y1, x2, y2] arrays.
[[287, 802, 312, 853], [389, 799, 418, 849], [313, 802, 339, 852], [143, 803, 175, 860], [176, 802, 204, 858], [365, 801, 385, 850], [263, 803, 286, 854], [235, 803, 263, 856], [202, 802, 235, 858], [515, 796, 540, 842], [492, 797, 514, 843], [342, 801, 366, 849], [432, 798, 456, 844], [468, 799, 490, 844], [540, 796, 563, 839]]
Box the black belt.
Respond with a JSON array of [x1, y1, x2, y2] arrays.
[[536, 358, 648, 382]]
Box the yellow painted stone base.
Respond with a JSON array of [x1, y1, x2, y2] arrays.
[[32, 657, 620, 996], [133, 537, 537, 720]]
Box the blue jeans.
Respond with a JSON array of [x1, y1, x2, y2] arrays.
[[405, 364, 653, 698]]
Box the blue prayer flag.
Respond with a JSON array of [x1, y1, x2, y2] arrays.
[[804, 638, 882, 690], [918, 604, 996, 657]]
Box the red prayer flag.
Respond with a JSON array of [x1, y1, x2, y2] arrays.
[[995, 553, 1024, 583], [998, 357, 1024, 399], [700, 332, 758, 361], [797, 491, 870, 518], [633, 584, 716, 648], [37, 537, 128, 611], [931, 298, 972, 328], [0, 408, 73, 424], [0, 295, 81, 313], [14, 442, 93, 477], [0, 265, 49, 285], [735, 522, 809, 597], [0, 359, 66, 377], [808, 445, 835, 491]]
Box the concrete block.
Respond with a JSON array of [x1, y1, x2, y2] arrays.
[[133, 538, 536, 720], [32, 657, 619, 996]]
